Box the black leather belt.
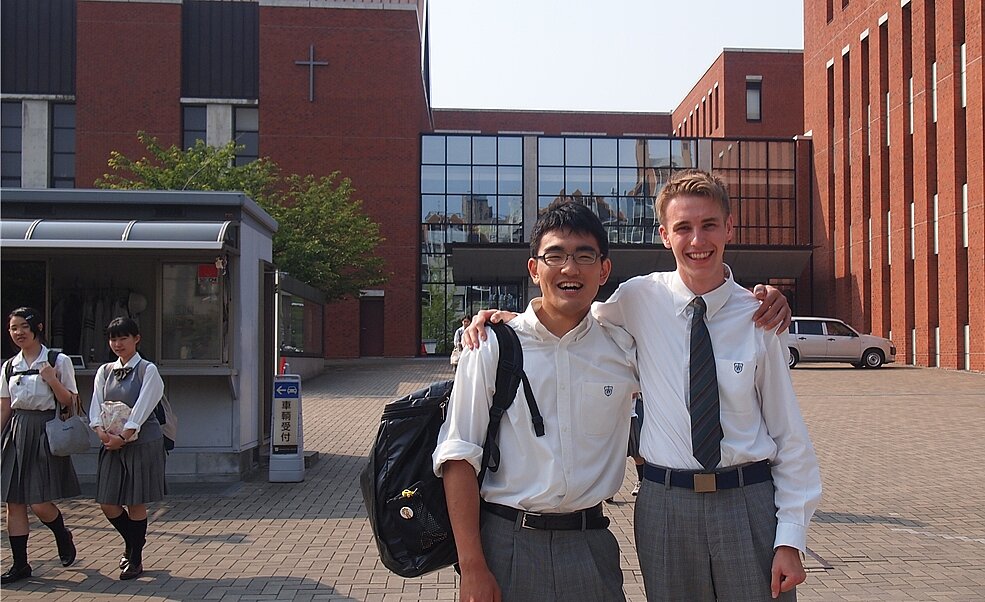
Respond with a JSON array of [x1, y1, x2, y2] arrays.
[[644, 459, 772, 493], [481, 501, 609, 530]]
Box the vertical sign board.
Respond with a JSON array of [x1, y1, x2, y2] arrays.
[[269, 374, 304, 482]]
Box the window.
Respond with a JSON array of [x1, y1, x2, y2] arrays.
[[746, 78, 762, 122], [825, 321, 856, 337], [49, 103, 75, 188], [713, 84, 719, 130], [909, 201, 915, 260], [961, 44, 967, 108], [161, 262, 226, 362], [908, 77, 914, 134], [419, 135, 526, 352], [887, 209, 892, 265], [1, 101, 22, 187], [931, 61, 938, 123], [279, 293, 323, 355], [183, 105, 207, 149], [234, 106, 259, 165], [798, 321, 824, 336], [963, 183, 969, 248]]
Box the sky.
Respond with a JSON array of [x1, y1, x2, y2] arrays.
[[428, 0, 804, 114]]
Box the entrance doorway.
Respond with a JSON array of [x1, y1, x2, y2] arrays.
[[359, 296, 384, 356]]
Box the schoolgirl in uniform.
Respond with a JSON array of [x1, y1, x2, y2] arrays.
[[89, 317, 166, 580], [1, 307, 80, 584]]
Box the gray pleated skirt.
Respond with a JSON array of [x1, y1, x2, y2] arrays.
[[1, 409, 82, 504], [95, 435, 167, 505]]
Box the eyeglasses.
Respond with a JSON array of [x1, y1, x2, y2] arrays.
[[533, 250, 601, 267]]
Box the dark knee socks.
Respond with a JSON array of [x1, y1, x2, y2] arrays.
[[7, 534, 28, 567], [108, 510, 132, 557], [127, 519, 147, 566], [41, 511, 72, 555]]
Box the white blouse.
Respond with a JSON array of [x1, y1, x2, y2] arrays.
[[0, 346, 79, 411]]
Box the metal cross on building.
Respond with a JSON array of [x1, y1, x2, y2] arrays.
[[295, 45, 328, 102]]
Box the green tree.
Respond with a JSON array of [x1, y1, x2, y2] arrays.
[[96, 132, 387, 300], [420, 282, 457, 354]]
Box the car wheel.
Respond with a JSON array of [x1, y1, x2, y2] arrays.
[[788, 348, 799, 368], [863, 349, 884, 368]]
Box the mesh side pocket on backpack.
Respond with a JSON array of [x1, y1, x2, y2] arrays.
[[384, 476, 453, 555]]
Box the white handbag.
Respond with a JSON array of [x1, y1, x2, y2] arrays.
[[45, 396, 91, 456]]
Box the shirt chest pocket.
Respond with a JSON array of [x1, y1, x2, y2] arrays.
[[579, 382, 631, 436], [714, 358, 755, 408]]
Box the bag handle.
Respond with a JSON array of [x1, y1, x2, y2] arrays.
[[59, 393, 87, 419]]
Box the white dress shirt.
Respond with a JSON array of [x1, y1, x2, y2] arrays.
[[89, 353, 164, 434], [0, 346, 78, 410], [594, 267, 822, 551], [433, 299, 639, 513]]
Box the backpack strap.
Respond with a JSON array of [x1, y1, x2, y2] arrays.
[[478, 321, 544, 485], [5, 349, 62, 383]]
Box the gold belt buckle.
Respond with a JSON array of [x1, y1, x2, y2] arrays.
[[693, 473, 717, 493]]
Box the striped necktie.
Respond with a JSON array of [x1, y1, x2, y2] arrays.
[[689, 297, 722, 471]]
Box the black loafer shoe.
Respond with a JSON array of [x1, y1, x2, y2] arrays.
[[1, 563, 32, 584], [120, 562, 143, 581], [58, 531, 77, 567]]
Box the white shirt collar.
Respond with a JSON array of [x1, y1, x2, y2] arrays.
[[668, 264, 735, 319], [115, 353, 143, 369], [512, 298, 594, 342]]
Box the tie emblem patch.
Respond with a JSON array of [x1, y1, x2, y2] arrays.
[[603, 386, 613, 396], [733, 362, 743, 374]]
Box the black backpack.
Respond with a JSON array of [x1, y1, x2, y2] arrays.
[[360, 321, 544, 578], [4, 349, 61, 384]]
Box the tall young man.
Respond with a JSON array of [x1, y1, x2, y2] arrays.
[[433, 201, 639, 602], [596, 169, 821, 600]]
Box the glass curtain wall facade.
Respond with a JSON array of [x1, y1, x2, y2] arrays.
[[421, 135, 524, 352], [537, 137, 697, 244], [421, 134, 803, 351], [710, 140, 798, 245]]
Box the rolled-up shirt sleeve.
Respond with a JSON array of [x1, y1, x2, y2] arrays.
[[758, 329, 822, 551], [432, 327, 500, 478]]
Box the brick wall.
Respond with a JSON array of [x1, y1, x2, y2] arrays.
[[75, 1, 182, 187], [804, 0, 983, 371]]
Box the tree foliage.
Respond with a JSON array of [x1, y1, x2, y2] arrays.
[[96, 132, 387, 300]]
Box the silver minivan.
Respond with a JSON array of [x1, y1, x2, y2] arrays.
[[787, 317, 897, 368]]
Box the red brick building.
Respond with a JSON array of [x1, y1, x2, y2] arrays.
[[5, 1, 975, 371], [803, 0, 983, 371], [672, 49, 805, 139]]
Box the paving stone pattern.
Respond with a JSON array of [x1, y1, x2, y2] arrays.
[[1, 360, 982, 601]]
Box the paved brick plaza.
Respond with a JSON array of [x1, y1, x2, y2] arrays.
[[2, 359, 983, 601]]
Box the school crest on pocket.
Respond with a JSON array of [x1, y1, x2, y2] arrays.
[[733, 362, 743, 373], [603, 385, 613, 396]]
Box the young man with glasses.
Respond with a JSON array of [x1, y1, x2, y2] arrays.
[[433, 200, 640, 601]]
